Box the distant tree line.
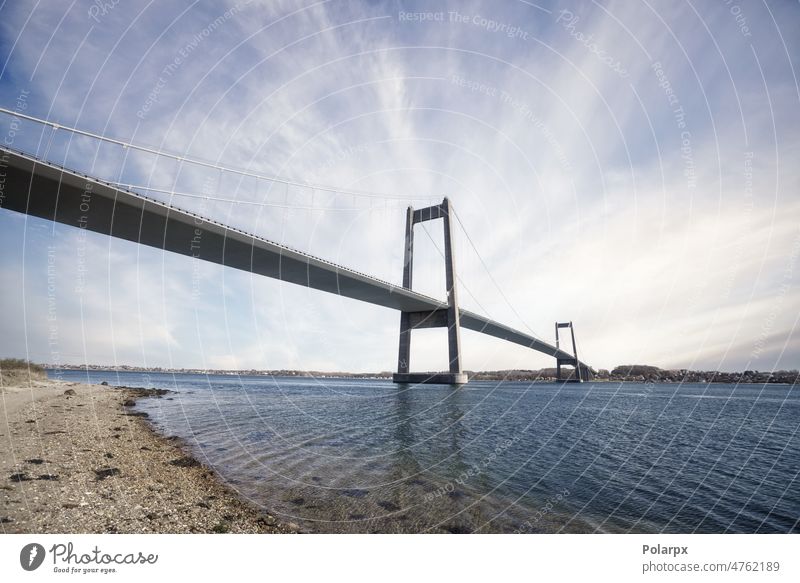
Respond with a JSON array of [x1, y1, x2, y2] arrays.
[[8, 359, 798, 385]]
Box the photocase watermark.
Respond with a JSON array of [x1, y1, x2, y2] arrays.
[[1, 88, 29, 147], [423, 434, 522, 503], [19, 541, 158, 574], [499, 90, 572, 171], [87, 0, 120, 23], [47, 245, 64, 380], [137, 1, 251, 120], [449, 11, 531, 40], [398, 11, 531, 41], [651, 61, 696, 191], [751, 230, 800, 360], [190, 175, 215, 302], [0, 88, 30, 209], [74, 180, 94, 295], [397, 11, 445, 23], [556, 10, 629, 78], [450, 74, 499, 98], [21, 541, 158, 573], [449, 74, 572, 171], [513, 488, 570, 533], [307, 142, 370, 184], [742, 151, 754, 212], [722, 0, 753, 38], [20, 543, 46, 571]]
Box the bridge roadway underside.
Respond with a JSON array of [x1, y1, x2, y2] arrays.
[[0, 147, 589, 375]]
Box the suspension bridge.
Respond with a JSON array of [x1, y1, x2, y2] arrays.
[[0, 109, 591, 384]]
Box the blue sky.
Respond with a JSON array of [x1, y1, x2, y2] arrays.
[[1, 0, 798, 373]]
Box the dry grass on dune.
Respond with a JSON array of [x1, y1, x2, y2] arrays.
[[0, 358, 48, 388]]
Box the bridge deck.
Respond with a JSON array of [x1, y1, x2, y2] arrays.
[[0, 147, 587, 367]]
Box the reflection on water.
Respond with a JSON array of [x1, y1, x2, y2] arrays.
[[53, 371, 800, 533]]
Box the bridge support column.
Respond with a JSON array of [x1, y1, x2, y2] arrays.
[[555, 321, 583, 383], [393, 197, 467, 385], [396, 207, 414, 376]]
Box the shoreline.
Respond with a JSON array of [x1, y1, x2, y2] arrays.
[[1, 377, 297, 533], [44, 367, 799, 385]]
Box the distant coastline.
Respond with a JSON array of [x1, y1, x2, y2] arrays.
[[44, 363, 799, 385]]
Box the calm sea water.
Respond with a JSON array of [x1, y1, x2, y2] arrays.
[[51, 370, 799, 533]]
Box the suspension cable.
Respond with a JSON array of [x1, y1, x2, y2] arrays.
[[99, 182, 409, 212], [417, 221, 499, 322], [0, 107, 438, 203], [451, 207, 545, 341]]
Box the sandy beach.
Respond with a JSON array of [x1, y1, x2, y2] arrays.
[[0, 375, 296, 534]]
